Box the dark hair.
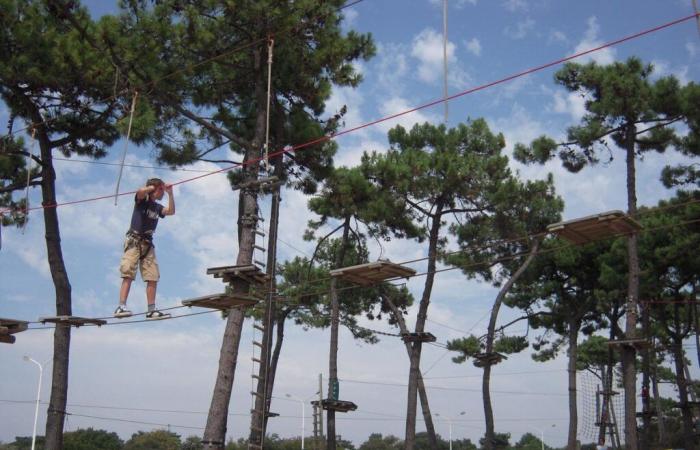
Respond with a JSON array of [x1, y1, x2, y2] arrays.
[[146, 178, 164, 188]]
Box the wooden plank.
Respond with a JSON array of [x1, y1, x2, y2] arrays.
[[330, 260, 416, 286], [0, 334, 16, 344], [607, 338, 650, 350], [206, 264, 270, 286], [0, 317, 28, 334], [401, 332, 436, 343], [182, 293, 259, 310], [38, 316, 107, 327], [312, 399, 358, 413], [547, 210, 642, 244]]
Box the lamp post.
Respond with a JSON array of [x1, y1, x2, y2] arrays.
[[23, 356, 43, 450], [285, 393, 306, 450], [435, 411, 465, 450], [534, 424, 556, 450]]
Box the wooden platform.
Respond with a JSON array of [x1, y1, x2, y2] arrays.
[[0, 318, 28, 344], [547, 210, 642, 244], [401, 332, 436, 343], [233, 175, 282, 191], [473, 352, 507, 368], [329, 260, 416, 286], [607, 338, 650, 351], [312, 399, 358, 413], [206, 264, 270, 286], [39, 316, 107, 327], [182, 293, 260, 310]]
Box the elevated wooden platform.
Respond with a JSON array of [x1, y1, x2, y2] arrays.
[[312, 399, 357, 413], [401, 332, 436, 343], [473, 352, 507, 368], [329, 259, 416, 286], [0, 318, 28, 344], [233, 175, 282, 191], [547, 210, 642, 244], [182, 293, 260, 310], [39, 316, 107, 327], [607, 338, 650, 351], [207, 264, 270, 286]]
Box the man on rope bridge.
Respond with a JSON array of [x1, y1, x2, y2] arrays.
[[115, 178, 175, 320]]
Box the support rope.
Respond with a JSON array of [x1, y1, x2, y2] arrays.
[[114, 91, 139, 206]]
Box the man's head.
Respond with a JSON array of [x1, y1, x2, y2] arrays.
[[146, 178, 165, 200]]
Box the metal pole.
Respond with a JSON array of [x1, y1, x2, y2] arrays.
[[286, 394, 306, 450], [448, 418, 453, 450], [24, 356, 43, 450]]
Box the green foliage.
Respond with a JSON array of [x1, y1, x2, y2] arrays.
[[358, 433, 403, 450], [0, 0, 123, 224], [109, 0, 376, 193], [514, 57, 696, 181], [447, 335, 481, 363], [123, 430, 181, 450], [512, 432, 551, 450], [63, 428, 123, 450], [0, 436, 45, 450], [181, 436, 203, 450], [478, 432, 511, 450]]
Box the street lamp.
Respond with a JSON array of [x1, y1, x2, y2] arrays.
[[435, 411, 465, 450], [534, 424, 556, 450], [23, 356, 43, 450], [285, 394, 306, 450]]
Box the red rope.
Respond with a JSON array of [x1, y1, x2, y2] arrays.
[[3, 11, 698, 217]]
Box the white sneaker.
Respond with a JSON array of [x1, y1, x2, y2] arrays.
[[114, 305, 132, 318], [146, 309, 171, 320]]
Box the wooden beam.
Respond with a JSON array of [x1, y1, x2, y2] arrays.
[[547, 210, 642, 244], [330, 260, 416, 286], [38, 316, 107, 327]]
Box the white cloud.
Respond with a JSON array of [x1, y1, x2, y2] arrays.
[[15, 243, 51, 279], [503, 0, 528, 12], [504, 18, 535, 40], [548, 30, 568, 45], [464, 37, 482, 56], [551, 90, 588, 122], [570, 16, 615, 65], [376, 96, 441, 133], [342, 7, 358, 25], [411, 28, 457, 84], [650, 59, 690, 85], [375, 42, 410, 95], [411, 29, 472, 90], [686, 41, 698, 58]]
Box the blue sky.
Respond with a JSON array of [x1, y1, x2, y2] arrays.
[[1, 0, 699, 447]]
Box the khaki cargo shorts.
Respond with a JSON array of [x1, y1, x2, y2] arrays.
[[119, 236, 160, 281]]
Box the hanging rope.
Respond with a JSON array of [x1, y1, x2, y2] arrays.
[[263, 37, 274, 173], [442, 0, 449, 125], [114, 91, 139, 206], [693, 0, 700, 38], [21, 128, 37, 235]]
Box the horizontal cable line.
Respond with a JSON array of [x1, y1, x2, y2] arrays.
[[52, 157, 214, 173], [3, 12, 695, 219], [423, 369, 567, 379], [338, 378, 568, 396], [18, 216, 700, 330]]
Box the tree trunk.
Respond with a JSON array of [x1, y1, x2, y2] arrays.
[[640, 303, 651, 450], [38, 129, 73, 450], [651, 350, 667, 447], [482, 238, 540, 450], [622, 127, 640, 450], [267, 309, 289, 411], [567, 319, 580, 450], [250, 155, 283, 446], [327, 217, 351, 450], [203, 48, 268, 450], [668, 300, 697, 450], [405, 207, 443, 450], [384, 296, 438, 449]]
